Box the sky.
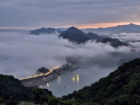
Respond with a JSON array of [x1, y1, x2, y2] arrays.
[[0, 0, 140, 29]]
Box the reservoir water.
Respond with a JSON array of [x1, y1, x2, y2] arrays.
[[39, 66, 116, 97]]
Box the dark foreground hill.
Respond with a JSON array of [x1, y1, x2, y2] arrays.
[[0, 75, 52, 105], [64, 58, 140, 105], [0, 58, 140, 105]]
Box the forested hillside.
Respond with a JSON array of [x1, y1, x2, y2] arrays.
[[0, 58, 140, 105]]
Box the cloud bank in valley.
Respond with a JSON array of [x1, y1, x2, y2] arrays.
[[0, 31, 139, 78]]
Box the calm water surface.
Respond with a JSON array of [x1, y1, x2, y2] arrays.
[[39, 66, 116, 97]]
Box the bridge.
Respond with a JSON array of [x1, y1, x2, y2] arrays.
[[20, 65, 61, 87], [20, 64, 80, 87]]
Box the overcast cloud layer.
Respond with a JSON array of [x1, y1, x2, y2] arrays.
[[0, 0, 140, 28]]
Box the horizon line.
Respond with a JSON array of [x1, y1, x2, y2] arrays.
[[0, 22, 140, 30]]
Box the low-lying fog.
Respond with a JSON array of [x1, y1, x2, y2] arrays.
[[112, 33, 140, 48], [0, 31, 140, 96]]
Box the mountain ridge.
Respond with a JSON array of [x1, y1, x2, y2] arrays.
[[59, 27, 89, 44], [59, 27, 129, 47], [30, 23, 140, 35], [30, 27, 64, 35], [30, 26, 129, 47], [83, 23, 140, 34]]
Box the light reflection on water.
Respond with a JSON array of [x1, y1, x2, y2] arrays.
[[38, 66, 116, 97], [57, 76, 61, 83]]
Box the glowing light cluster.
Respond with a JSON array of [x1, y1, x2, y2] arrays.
[[20, 65, 61, 80], [72, 75, 80, 83]]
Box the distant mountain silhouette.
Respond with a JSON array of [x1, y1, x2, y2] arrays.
[[83, 23, 140, 34], [59, 27, 89, 44], [86, 33, 129, 47], [30, 27, 63, 35], [30, 26, 129, 47], [60, 27, 129, 47], [86, 32, 101, 39], [0, 29, 27, 33], [30, 23, 140, 35]]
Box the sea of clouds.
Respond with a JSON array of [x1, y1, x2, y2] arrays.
[[0, 31, 139, 78]]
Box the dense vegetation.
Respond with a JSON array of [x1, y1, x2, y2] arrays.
[[0, 58, 140, 105], [0, 75, 52, 105], [64, 58, 140, 105]]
